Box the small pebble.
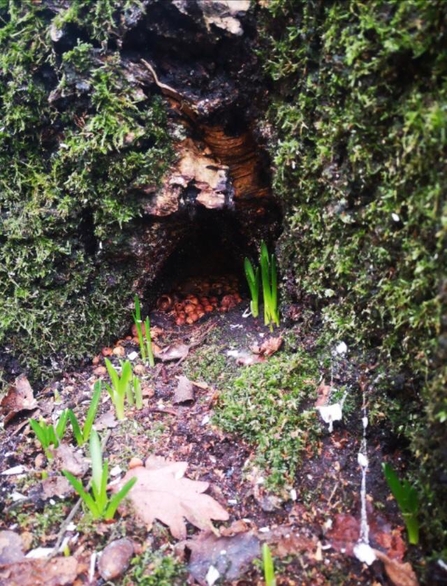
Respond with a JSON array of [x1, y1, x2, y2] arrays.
[[93, 366, 107, 376], [113, 345, 125, 357], [129, 457, 143, 469], [98, 538, 134, 581]]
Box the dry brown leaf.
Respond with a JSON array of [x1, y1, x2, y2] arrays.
[[155, 343, 190, 362], [236, 353, 265, 366], [173, 376, 195, 404], [113, 456, 229, 539], [40, 475, 73, 500], [94, 410, 119, 430], [251, 336, 283, 357], [315, 379, 332, 407], [0, 375, 38, 425], [373, 549, 419, 586], [0, 556, 78, 586], [51, 444, 88, 477]]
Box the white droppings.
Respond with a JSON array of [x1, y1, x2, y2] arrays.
[[357, 453, 368, 468], [353, 542, 376, 565], [392, 213, 400, 222], [334, 341, 348, 355], [317, 403, 343, 432]]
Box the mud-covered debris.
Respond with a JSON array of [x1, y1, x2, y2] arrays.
[[251, 336, 283, 357], [52, 444, 88, 478], [0, 556, 79, 586], [182, 530, 261, 585], [0, 531, 24, 564]]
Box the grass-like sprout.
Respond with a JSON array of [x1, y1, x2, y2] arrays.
[[244, 257, 260, 318], [262, 543, 277, 586], [29, 409, 69, 457], [67, 381, 102, 446], [382, 462, 419, 544], [133, 296, 155, 367], [63, 430, 137, 520], [104, 358, 133, 420], [260, 241, 280, 331]]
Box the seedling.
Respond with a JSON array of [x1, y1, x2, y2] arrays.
[[244, 256, 260, 318], [104, 358, 133, 420], [262, 543, 277, 586], [29, 409, 69, 457], [63, 430, 137, 520], [67, 381, 102, 446], [260, 241, 280, 331], [133, 296, 155, 367], [382, 462, 420, 544]]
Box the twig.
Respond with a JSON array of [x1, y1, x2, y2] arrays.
[[50, 430, 112, 558]]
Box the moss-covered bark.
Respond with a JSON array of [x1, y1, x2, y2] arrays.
[[0, 1, 174, 377], [258, 0, 447, 553]]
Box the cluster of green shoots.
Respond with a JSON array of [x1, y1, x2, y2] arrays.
[[245, 241, 280, 330], [63, 430, 136, 520], [133, 295, 155, 367], [28, 299, 156, 521], [382, 462, 420, 544]]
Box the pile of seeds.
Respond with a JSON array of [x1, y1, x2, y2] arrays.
[[157, 275, 242, 325]]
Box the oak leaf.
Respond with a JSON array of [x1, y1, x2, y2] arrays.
[[113, 456, 229, 539]]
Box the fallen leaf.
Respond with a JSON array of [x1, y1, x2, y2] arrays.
[[0, 375, 38, 425], [113, 456, 229, 539], [251, 336, 283, 357], [0, 556, 78, 586], [51, 444, 88, 477], [40, 475, 73, 500], [94, 410, 119, 430], [182, 531, 261, 585], [238, 354, 265, 366], [373, 549, 419, 586], [315, 379, 333, 407], [98, 538, 134, 581], [173, 376, 195, 404], [155, 343, 190, 362], [259, 526, 315, 558], [0, 532, 24, 564]]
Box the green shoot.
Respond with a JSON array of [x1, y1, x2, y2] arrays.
[[133, 296, 155, 367], [262, 543, 276, 586], [104, 358, 133, 420], [244, 257, 260, 318], [133, 376, 143, 409], [144, 315, 155, 367], [382, 462, 420, 544], [63, 430, 137, 520], [29, 409, 69, 457], [260, 241, 280, 331], [67, 381, 102, 446]]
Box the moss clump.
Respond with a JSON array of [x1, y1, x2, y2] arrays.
[[257, 0, 447, 553], [0, 1, 174, 378], [215, 350, 319, 488]]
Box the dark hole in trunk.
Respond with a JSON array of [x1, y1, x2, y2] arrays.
[[145, 202, 282, 325]]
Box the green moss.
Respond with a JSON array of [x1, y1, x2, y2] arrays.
[[215, 350, 320, 488], [0, 2, 174, 378], [257, 0, 447, 552]]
